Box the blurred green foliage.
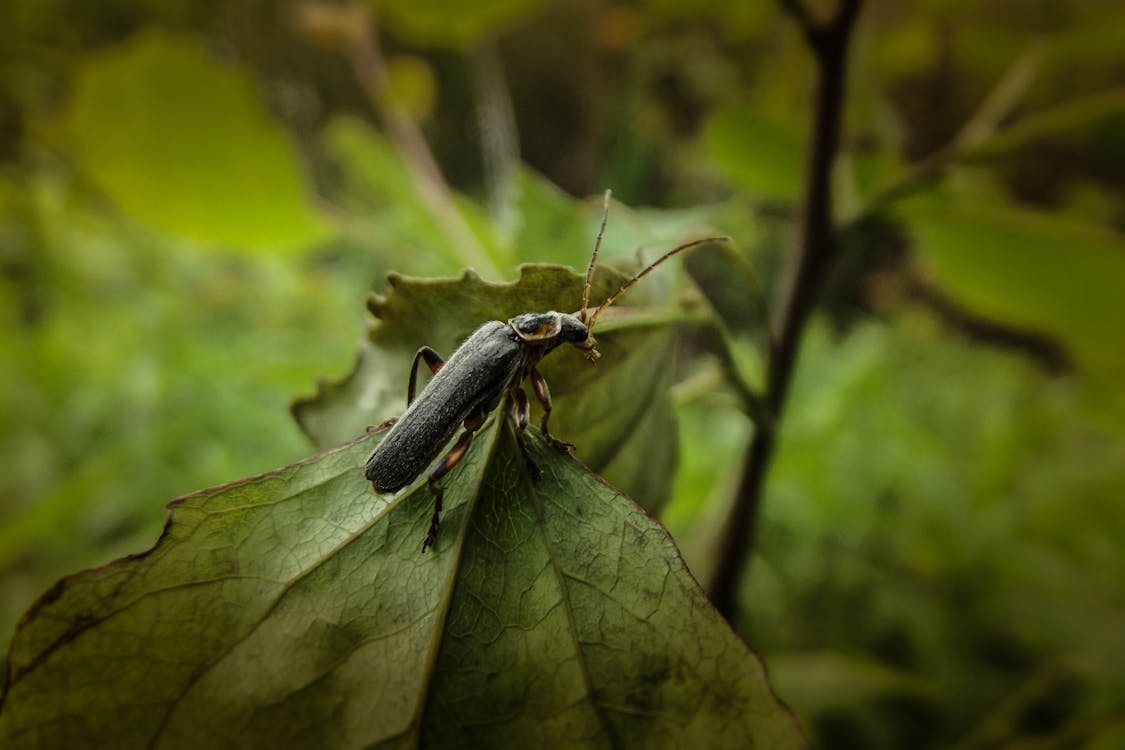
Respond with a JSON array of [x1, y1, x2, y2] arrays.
[[66, 32, 329, 249], [1, 0, 1124, 747]]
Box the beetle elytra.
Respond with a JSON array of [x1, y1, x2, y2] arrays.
[[365, 190, 726, 552]]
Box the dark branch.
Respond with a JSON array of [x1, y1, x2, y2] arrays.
[[709, 0, 863, 621]]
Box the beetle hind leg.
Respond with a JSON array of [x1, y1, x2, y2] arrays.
[[408, 346, 445, 406], [421, 409, 486, 552]]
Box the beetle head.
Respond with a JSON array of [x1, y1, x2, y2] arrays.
[[508, 311, 600, 361], [561, 313, 600, 362]]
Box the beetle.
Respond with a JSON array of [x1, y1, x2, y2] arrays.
[[365, 190, 726, 552]]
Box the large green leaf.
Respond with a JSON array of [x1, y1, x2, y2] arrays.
[[292, 263, 685, 512], [65, 32, 328, 250], [901, 196, 1125, 374], [0, 426, 805, 748], [703, 104, 806, 203]]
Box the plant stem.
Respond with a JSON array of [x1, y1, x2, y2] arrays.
[[344, 6, 499, 276], [469, 39, 520, 234], [709, 0, 863, 620]]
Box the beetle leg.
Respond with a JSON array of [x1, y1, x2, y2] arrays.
[[529, 366, 575, 451], [365, 416, 398, 434], [510, 387, 542, 481], [421, 409, 486, 552], [407, 346, 445, 406], [513, 386, 529, 432]]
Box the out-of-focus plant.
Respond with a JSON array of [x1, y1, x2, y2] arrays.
[[0, 0, 1123, 747]]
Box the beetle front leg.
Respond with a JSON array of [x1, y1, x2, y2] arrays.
[[421, 409, 486, 552], [529, 366, 575, 451], [407, 346, 445, 406], [510, 387, 542, 480]]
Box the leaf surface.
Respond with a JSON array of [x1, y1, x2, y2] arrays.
[[0, 426, 805, 749]]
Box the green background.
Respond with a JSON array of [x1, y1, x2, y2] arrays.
[[2, 0, 1124, 747]]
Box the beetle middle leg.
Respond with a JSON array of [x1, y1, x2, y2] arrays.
[[366, 416, 398, 434], [510, 386, 542, 480], [529, 366, 575, 451], [421, 408, 486, 552]]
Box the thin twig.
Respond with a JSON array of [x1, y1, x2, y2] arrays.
[[469, 38, 520, 236], [344, 5, 499, 276], [840, 37, 1044, 225], [954, 37, 1049, 149], [846, 85, 1125, 225], [708, 0, 863, 620]]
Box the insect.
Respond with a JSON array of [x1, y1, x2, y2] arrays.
[[365, 190, 726, 552]]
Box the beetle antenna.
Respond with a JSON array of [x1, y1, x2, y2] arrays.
[[580, 189, 612, 324], [586, 235, 729, 333]]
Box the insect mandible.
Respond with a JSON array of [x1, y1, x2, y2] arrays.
[[365, 190, 726, 552]]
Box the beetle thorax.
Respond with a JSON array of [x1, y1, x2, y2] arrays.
[[507, 311, 588, 343], [507, 310, 599, 361]]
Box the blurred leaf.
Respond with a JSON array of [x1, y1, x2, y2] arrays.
[[662, 401, 751, 584], [510, 171, 700, 270], [65, 32, 329, 250], [291, 263, 684, 511], [769, 651, 940, 718], [0, 427, 806, 748], [511, 169, 594, 267], [874, 19, 940, 77], [683, 238, 767, 339], [704, 104, 805, 203], [374, 0, 544, 49], [901, 197, 1125, 373], [679, 237, 769, 399], [323, 118, 504, 272], [384, 55, 439, 121], [748, 316, 1125, 745], [0, 172, 368, 648]]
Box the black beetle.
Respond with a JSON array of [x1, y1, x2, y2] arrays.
[[365, 190, 725, 551]]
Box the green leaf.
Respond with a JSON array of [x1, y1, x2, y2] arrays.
[[65, 32, 329, 250], [292, 262, 686, 511], [703, 104, 806, 203], [901, 197, 1125, 373], [322, 118, 505, 272], [683, 238, 767, 339], [510, 169, 596, 267], [0, 426, 806, 748]]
